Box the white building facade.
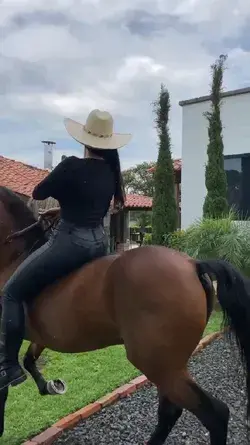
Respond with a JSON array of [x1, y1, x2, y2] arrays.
[[180, 87, 250, 229]]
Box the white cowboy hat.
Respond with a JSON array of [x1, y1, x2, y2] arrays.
[[64, 109, 132, 150]]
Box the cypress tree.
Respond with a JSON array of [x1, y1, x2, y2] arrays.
[[203, 54, 229, 218], [152, 84, 177, 245]]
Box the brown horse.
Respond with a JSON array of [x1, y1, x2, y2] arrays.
[[0, 185, 250, 445]]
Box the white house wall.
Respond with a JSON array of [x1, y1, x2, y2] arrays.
[[181, 91, 250, 229]]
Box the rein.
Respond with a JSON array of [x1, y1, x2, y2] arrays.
[[5, 217, 43, 243], [2, 217, 57, 256]]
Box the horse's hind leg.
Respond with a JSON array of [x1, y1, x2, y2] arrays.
[[147, 392, 182, 445], [189, 381, 230, 445], [23, 343, 67, 396], [150, 370, 229, 445]]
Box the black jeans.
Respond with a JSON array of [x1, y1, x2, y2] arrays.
[[1, 219, 107, 364]]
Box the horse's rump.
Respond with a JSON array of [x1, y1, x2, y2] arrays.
[[105, 246, 209, 377]]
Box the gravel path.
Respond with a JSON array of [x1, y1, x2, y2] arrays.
[[54, 335, 248, 444]]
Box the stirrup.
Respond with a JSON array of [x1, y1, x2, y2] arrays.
[[0, 365, 27, 390]]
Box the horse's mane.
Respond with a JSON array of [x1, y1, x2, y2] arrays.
[[0, 186, 45, 251]]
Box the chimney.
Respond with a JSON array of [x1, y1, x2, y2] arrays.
[[42, 140, 56, 170]]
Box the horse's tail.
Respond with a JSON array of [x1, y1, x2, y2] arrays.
[[196, 258, 250, 415]]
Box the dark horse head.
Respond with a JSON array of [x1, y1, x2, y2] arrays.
[[0, 186, 45, 248], [0, 186, 46, 303]]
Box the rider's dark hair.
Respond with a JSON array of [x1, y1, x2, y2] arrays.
[[87, 147, 125, 210]]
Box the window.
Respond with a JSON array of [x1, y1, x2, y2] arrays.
[[224, 154, 250, 218]]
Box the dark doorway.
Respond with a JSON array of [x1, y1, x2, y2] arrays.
[[224, 154, 250, 218]]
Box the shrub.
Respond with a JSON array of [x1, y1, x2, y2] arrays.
[[130, 225, 152, 233], [165, 230, 186, 251], [143, 233, 152, 245], [167, 212, 250, 276]]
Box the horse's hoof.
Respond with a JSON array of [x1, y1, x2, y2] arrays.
[[46, 379, 67, 395]]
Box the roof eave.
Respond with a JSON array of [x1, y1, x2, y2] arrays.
[[179, 86, 250, 107], [125, 206, 152, 210]]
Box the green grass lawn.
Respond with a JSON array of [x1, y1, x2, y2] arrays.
[[204, 309, 223, 336], [3, 310, 222, 445]]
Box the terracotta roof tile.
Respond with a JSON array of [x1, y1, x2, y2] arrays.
[[147, 158, 182, 173], [0, 156, 48, 197], [125, 194, 152, 209], [0, 156, 152, 209]]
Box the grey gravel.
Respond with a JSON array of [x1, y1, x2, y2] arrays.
[[54, 335, 248, 444]]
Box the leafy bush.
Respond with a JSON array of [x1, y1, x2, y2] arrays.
[[165, 230, 186, 251], [167, 212, 250, 276], [130, 226, 152, 244], [143, 233, 152, 245], [130, 225, 152, 233]]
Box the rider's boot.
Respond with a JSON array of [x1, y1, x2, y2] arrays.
[[0, 298, 27, 390]]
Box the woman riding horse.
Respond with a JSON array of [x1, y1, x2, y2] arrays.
[[0, 109, 131, 390]]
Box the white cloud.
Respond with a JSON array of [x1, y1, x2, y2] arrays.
[[2, 26, 84, 61], [0, 0, 249, 169], [116, 56, 164, 82]]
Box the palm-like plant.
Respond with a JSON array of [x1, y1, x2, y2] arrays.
[[168, 211, 250, 276]]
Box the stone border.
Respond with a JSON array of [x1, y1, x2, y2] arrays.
[[22, 331, 222, 445]]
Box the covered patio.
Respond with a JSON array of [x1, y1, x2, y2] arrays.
[[107, 194, 152, 253]]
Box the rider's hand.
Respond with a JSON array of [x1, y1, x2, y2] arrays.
[[110, 201, 123, 215], [110, 206, 120, 215], [39, 207, 60, 220]]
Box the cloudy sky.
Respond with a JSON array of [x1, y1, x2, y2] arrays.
[[1, 0, 250, 170]]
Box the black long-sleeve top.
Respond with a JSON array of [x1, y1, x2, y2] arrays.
[[32, 156, 115, 227]]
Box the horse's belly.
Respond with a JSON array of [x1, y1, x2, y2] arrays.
[[31, 328, 122, 353], [28, 307, 122, 353], [26, 261, 121, 353]]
